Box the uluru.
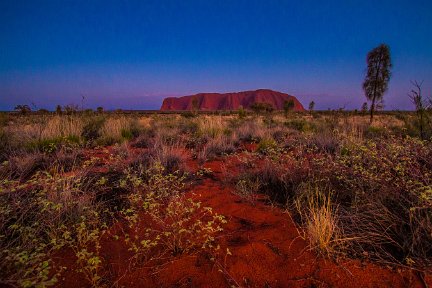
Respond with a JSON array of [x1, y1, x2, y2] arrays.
[[160, 89, 305, 111]]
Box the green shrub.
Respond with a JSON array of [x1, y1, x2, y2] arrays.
[[238, 106, 247, 119], [178, 119, 199, 134], [120, 162, 226, 261], [95, 135, 117, 146], [235, 174, 261, 204], [250, 102, 274, 114], [257, 138, 278, 154], [311, 136, 432, 264], [181, 111, 197, 118], [285, 119, 316, 132], [65, 134, 81, 144], [81, 117, 105, 142], [121, 128, 134, 140], [27, 137, 63, 153], [26, 136, 80, 154], [364, 125, 386, 138]]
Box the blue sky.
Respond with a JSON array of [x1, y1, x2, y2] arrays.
[[1, 0, 431, 110]]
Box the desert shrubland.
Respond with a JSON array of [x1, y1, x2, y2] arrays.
[[0, 111, 431, 287]]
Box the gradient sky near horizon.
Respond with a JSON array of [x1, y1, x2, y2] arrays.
[[1, 0, 432, 111]]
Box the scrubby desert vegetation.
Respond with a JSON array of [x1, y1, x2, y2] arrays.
[[0, 110, 431, 287]]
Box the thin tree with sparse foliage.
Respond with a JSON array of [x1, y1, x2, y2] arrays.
[[308, 101, 315, 115], [363, 44, 392, 124], [409, 80, 431, 140]]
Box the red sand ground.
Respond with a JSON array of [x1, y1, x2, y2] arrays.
[[160, 89, 305, 111], [54, 146, 431, 288]]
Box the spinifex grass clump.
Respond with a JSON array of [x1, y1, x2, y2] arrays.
[[198, 135, 236, 163], [294, 183, 344, 256]]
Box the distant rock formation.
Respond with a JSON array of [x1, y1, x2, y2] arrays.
[[160, 89, 305, 111]]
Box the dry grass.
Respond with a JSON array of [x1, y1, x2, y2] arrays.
[[197, 115, 226, 138], [295, 183, 344, 256], [234, 177, 261, 204], [153, 143, 187, 174], [197, 135, 236, 163], [235, 119, 267, 142], [42, 116, 85, 139], [1, 152, 50, 180], [100, 116, 135, 140], [5, 115, 84, 142], [137, 116, 153, 129]]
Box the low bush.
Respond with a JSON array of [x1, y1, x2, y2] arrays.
[[364, 125, 387, 138], [249, 133, 431, 266], [257, 138, 278, 154], [0, 170, 100, 287], [0, 158, 227, 287], [234, 174, 261, 204], [1, 152, 50, 181], [131, 132, 154, 148], [310, 136, 432, 264], [198, 136, 235, 163], [285, 119, 316, 133], [153, 144, 186, 174], [26, 137, 63, 153], [305, 131, 340, 154], [119, 162, 226, 264], [81, 116, 105, 143], [235, 119, 265, 143], [120, 120, 141, 140]]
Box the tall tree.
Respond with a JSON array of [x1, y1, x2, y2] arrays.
[[363, 44, 392, 124]]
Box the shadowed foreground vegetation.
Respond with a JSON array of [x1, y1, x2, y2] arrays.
[[0, 110, 431, 287]]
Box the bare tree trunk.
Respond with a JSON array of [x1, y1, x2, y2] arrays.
[[369, 55, 382, 125], [420, 110, 424, 140], [369, 96, 376, 124]]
